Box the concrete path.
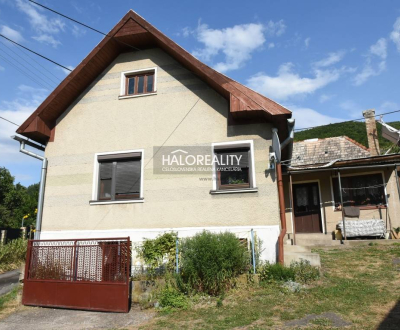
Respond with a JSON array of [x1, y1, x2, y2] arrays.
[[0, 270, 20, 296], [0, 305, 154, 330]]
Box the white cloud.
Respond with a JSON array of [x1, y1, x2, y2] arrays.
[[319, 94, 334, 103], [304, 37, 311, 49], [353, 58, 385, 86], [16, 0, 65, 34], [0, 65, 4, 71], [32, 34, 61, 48], [247, 62, 341, 100], [268, 42, 275, 49], [71, 25, 86, 38], [339, 100, 364, 118], [379, 101, 399, 112], [390, 17, 400, 52], [56, 65, 75, 75], [191, 20, 285, 72], [290, 106, 344, 129], [369, 38, 387, 59], [0, 25, 24, 43], [353, 38, 387, 86], [313, 50, 346, 68]]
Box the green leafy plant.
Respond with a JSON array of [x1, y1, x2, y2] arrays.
[[179, 231, 249, 295], [257, 262, 295, 283], [290, 260, 320, 284], [136, 232, 177, 276], [159, 284, 188, 309], [0, 238, 27, 273]]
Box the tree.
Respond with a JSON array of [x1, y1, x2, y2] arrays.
[[0, 167, 39, 228]]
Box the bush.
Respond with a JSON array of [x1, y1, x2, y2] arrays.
[[179, 231, 249, 295], [0, 238, 27, 273], [290, 260, 320, 284], [258, 262, 295, 283], [159, 285, 188, 309]]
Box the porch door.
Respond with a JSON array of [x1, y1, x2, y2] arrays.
[[293, 182, 322, 233]]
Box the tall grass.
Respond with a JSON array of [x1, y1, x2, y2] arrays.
[[0, 238, 27, 274]]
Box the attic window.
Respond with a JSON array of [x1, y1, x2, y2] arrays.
[[120, 67, 157, 99]]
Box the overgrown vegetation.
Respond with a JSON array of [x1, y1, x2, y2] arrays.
[[141, 244, 400, 330], [0, 167, 39, 229], [294, 120, 400, 154], [0, 238, 27, 273], [179, 231, 249, 295]]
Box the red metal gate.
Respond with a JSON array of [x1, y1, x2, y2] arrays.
[[22, 237, 131, 312]]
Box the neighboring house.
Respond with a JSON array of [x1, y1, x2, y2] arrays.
[[283, 109, 400, 245], [14, 11, 293, 263]]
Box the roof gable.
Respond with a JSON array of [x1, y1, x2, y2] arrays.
[[16, 10, 291, 144]]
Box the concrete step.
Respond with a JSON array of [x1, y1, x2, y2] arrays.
[[284, 245, 312, 253], [295, 238, 342, 247], [284, 251, 321, 267]]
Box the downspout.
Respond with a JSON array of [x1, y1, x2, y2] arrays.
[[276, 119, 295, 265], [12, 136, 47, 240]]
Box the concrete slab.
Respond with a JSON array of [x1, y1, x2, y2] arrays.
[[0, 270, 20, 296], [284, 251, 321, 267], [0, 305, 154, 330]]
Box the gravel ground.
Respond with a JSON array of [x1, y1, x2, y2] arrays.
[[0, 305, 154, 330]]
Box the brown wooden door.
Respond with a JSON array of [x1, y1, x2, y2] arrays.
[[293, 182, 322, 233]]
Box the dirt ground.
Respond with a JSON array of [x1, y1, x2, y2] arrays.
[[0, 304, 154, 330]]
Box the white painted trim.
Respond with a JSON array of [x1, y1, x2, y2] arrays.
[[211, 140, 256, 191], [330, 170, 388, 207], [118, 92, 157, 100], [89, 199, 145, 205], [291, 179, 326, 234], [210, 188, 258, 195], [91, 149, 145, 201], [119, 67, 158, 96]]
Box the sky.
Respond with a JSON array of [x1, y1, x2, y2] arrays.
[[0, 0, 400, 186]]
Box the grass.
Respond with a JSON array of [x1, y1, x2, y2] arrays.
[[138, 244, 400, 330], [0, 285, 22, 320], [0, 238, 27, 274]]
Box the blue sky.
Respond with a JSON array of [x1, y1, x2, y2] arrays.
[[0, 0, 400, 186]]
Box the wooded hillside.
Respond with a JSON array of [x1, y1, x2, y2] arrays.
[[294, 121, 400, 153]]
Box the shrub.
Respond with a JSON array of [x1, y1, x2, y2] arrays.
[[159, 285, 188, 309], [179, 231, 249, 295], [290, 260, 319, 284], [135, 232, 177, 276], [0, 238, 27, 273], [258, 262, 295, 283]]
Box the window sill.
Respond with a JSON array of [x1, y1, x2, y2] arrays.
[[118, 92, 157, 100], [210, 188, 258, 195], [89, 199, 144, 205]]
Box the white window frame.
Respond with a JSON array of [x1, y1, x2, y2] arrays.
[[211, 140, 257, 193], [119, 67, 158, 100], [90, 149, 145, 205]]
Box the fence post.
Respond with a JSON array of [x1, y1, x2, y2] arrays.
[[0, 230, 6, 246], [20, 227, 27, 240], [175, 237, 179, 274], [251, 229, 256, 274]]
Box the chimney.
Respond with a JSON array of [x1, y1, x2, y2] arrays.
[[362, 109, 380, 156]]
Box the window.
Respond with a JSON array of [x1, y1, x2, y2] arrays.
[[332, 173, 386, 209], [212, 141, 256, 192], [120, 68, 157, 98], [92, 151, 144, 204]]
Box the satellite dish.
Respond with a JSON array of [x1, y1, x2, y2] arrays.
[[272, 128, 281, 163]]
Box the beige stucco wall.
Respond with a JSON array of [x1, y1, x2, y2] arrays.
[[284, 167, 400, 235], [41, 48, 280, 232]]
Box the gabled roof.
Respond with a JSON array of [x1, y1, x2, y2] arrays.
[[291, 136, 370, 167], [16, 10, 291, 145]]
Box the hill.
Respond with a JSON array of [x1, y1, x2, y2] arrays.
[[294, 121, 400, 153]]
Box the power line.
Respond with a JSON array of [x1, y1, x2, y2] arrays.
[[294, 109, 400, 132], [0, 34, 72, 72], [0, 116, 20, 126], [0, 52, 51, 89], [0, 43, 56, 89], [0, 39, 61, 85], [29, 0, 141, 52]]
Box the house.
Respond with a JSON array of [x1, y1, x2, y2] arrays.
[[283, 109, 400, 246], [13, 11, 293, 263]]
